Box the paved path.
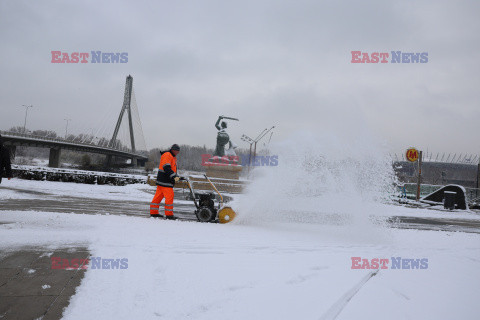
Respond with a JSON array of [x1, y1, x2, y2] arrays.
[[0, 186, 199, 220], [0, 247, 89, 320], [387, 215, 480, 234], [1, 185, 480, 231]]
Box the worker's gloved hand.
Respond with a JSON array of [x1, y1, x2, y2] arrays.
[[179, 176, 187, 181], [174, 176, 180, 183]]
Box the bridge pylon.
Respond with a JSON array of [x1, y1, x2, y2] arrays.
[[110, 75, 135, 152], [106, 75, 141, 167]]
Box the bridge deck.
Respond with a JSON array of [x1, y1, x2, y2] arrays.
[[0, 131, 148, 161]]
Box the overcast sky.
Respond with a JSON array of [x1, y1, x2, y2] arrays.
[[0, 0, 478, 156]]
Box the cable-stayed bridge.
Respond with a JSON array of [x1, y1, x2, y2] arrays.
[[1, 75, 148, 168]]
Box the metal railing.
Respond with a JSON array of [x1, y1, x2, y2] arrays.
[[11, 164, 147, 185]]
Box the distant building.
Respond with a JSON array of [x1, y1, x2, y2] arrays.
[[394, 161, 479, 188]]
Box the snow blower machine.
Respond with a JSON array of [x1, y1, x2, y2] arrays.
[[181, 174, 236, 224]]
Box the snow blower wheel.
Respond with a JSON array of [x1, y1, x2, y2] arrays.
[[195, 207, 216, 222], [218, 207, 236, 224]]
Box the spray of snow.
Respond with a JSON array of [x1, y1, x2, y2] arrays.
[[234, 130, 396, 241]]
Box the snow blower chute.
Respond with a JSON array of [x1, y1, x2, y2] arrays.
[[181, 174, 236, 224]]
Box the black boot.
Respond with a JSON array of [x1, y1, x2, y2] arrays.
[[165, 215, 177, 220], [150, 214, 164, 218]]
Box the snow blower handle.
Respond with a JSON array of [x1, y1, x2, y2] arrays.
[[183, 177, 200, 209], [203, 174, 223, 206]]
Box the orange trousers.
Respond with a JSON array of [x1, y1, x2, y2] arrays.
[[150, 186, 174, 216]]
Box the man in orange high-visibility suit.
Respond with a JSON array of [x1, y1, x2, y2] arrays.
[[150, 144, 182, 219]]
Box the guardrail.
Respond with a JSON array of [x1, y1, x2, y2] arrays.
[[0, 130, 147, 158]]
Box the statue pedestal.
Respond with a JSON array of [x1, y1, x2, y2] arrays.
[[205, 164, 243, 180]]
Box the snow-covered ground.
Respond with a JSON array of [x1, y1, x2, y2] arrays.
[[1, 132, 480, 319], [1, 208, 479, 320], [2, 177, 480, 319], [1, 178, 153, 201]]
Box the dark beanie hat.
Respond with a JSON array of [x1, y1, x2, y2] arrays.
[[171, 144, 180, 151]]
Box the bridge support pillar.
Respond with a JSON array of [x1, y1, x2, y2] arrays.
[[477, 162, 480, 190], [9, 146, 16, 159], [49, 148, 61, 168], [106, 155, 112, 166], [132, 157, 146, 167]]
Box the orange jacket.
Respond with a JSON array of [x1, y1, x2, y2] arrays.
[[156, 151, 177, 187]]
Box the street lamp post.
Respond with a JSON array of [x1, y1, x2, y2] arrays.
[[64, 118, 71, 139], [241, 134, 255, 173], [252, 128, 267, 166], [241, 126, 275, 176], [252, 126, 275, 165], [21, 105, 33, 133]]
